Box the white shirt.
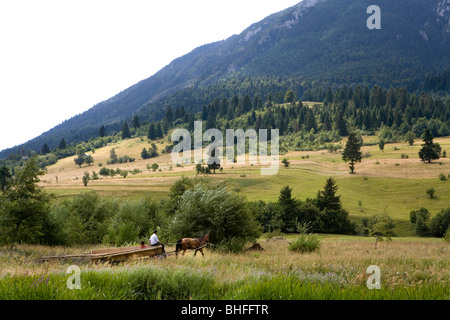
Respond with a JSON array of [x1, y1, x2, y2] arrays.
[[150, 233, 159, 245]]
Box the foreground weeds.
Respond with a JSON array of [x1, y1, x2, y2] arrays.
[[0, 238, 448, 300]]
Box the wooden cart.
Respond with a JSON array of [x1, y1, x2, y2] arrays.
[[39, 245, 165, 263]]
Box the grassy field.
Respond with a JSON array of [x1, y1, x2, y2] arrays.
[[8, 133, 446, 300], [39, 135, 450, 236], [0, 236, 448, 300]]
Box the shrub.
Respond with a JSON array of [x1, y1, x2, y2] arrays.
[[362, 210, 395, 248], [378, 140, 385, 151], [288, 233, 321, 253], [91, 171, 99, 180], [410, 208, 431, 237], [288, 224, 321, 253], [82, 172, 90, 186], [426, 188, 435, 198], [429, 208, 450, 237], [319, 209, 356, 234], [168, 183, 261, 252], [49, 192, 117, 245], [103, 196, 167, 246], [438, 173, 447, 181]]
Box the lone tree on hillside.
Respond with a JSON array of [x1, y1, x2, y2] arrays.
[[82, 172, 90, 186], [207, 147, 221, 174], [74, 152, 85, 168], [342, 133, 362, 174], [418, 129, 441, 163], [404, 131, 416, 146]]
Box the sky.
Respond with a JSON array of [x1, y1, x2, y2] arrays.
[[0, 0, 302, 152]]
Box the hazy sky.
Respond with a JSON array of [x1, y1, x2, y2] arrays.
[[0, 0, 302, 151]]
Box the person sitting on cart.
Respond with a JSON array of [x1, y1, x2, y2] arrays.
[[140, 241, 147, 249], [149, 230, 165, 252]]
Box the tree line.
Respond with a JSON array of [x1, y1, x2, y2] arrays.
[[1, 84, 449, 175]]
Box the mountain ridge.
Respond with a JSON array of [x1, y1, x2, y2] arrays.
[[1, 0, 449, 158]]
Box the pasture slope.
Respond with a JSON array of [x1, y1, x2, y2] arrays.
[[39, 135, 450, 236]]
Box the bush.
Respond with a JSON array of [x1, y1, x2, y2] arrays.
[[429, 208, 450, 237], [362, 211, 395, 248], [288, 224, 321, 253], [168, 183, 261, 252], [248, 200, 283, 233], [288, 233, 321, 253], [49, 192, 117, 245], [103, 196, 167, 246], [426, 188, 435, 198], [438, 173, 447, 181], [319, 209, 356, 234], [410, 208, 431, 237]]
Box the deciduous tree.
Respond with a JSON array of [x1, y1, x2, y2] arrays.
[[0, 157, 53, 250]]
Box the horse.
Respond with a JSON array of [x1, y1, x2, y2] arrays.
[[175, 234, 209, 258]]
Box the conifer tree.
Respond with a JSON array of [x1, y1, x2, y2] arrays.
[[141, 148, 150, 159], [132, 115, 140, 128], [58, 138, 67, 150], [99, 125, 106, 137], [41, 143, 50, 155], [155, 122, 163, 138], [122, 122, 131, 139], [147, 123, 156, 140], [334, 110, 348, 136], [419, 129, 441, 163], [165, 106, 173, 124], [278, 185, 300, 232], [316, 177, 341, 211], [342, 133, 362, 173]]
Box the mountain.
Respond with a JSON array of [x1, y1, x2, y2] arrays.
[[1, 0, 449, 158]]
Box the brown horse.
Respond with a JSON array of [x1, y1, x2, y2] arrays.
[[175, 234, 209, 258]]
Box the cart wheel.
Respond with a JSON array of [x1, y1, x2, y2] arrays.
[[157, 253, 166, 260]]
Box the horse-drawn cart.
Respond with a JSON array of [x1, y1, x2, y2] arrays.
[[39, 245, 165, 263]]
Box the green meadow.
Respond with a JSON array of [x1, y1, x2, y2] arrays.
[[1, 135, 445, 301], [40, 136, 450, 236]]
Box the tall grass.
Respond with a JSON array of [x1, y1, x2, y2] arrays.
[[2, 269, 447, 300], [1, 238, 448, 300], [222, 274, 450, 300], [0, 266, 217, 300]]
